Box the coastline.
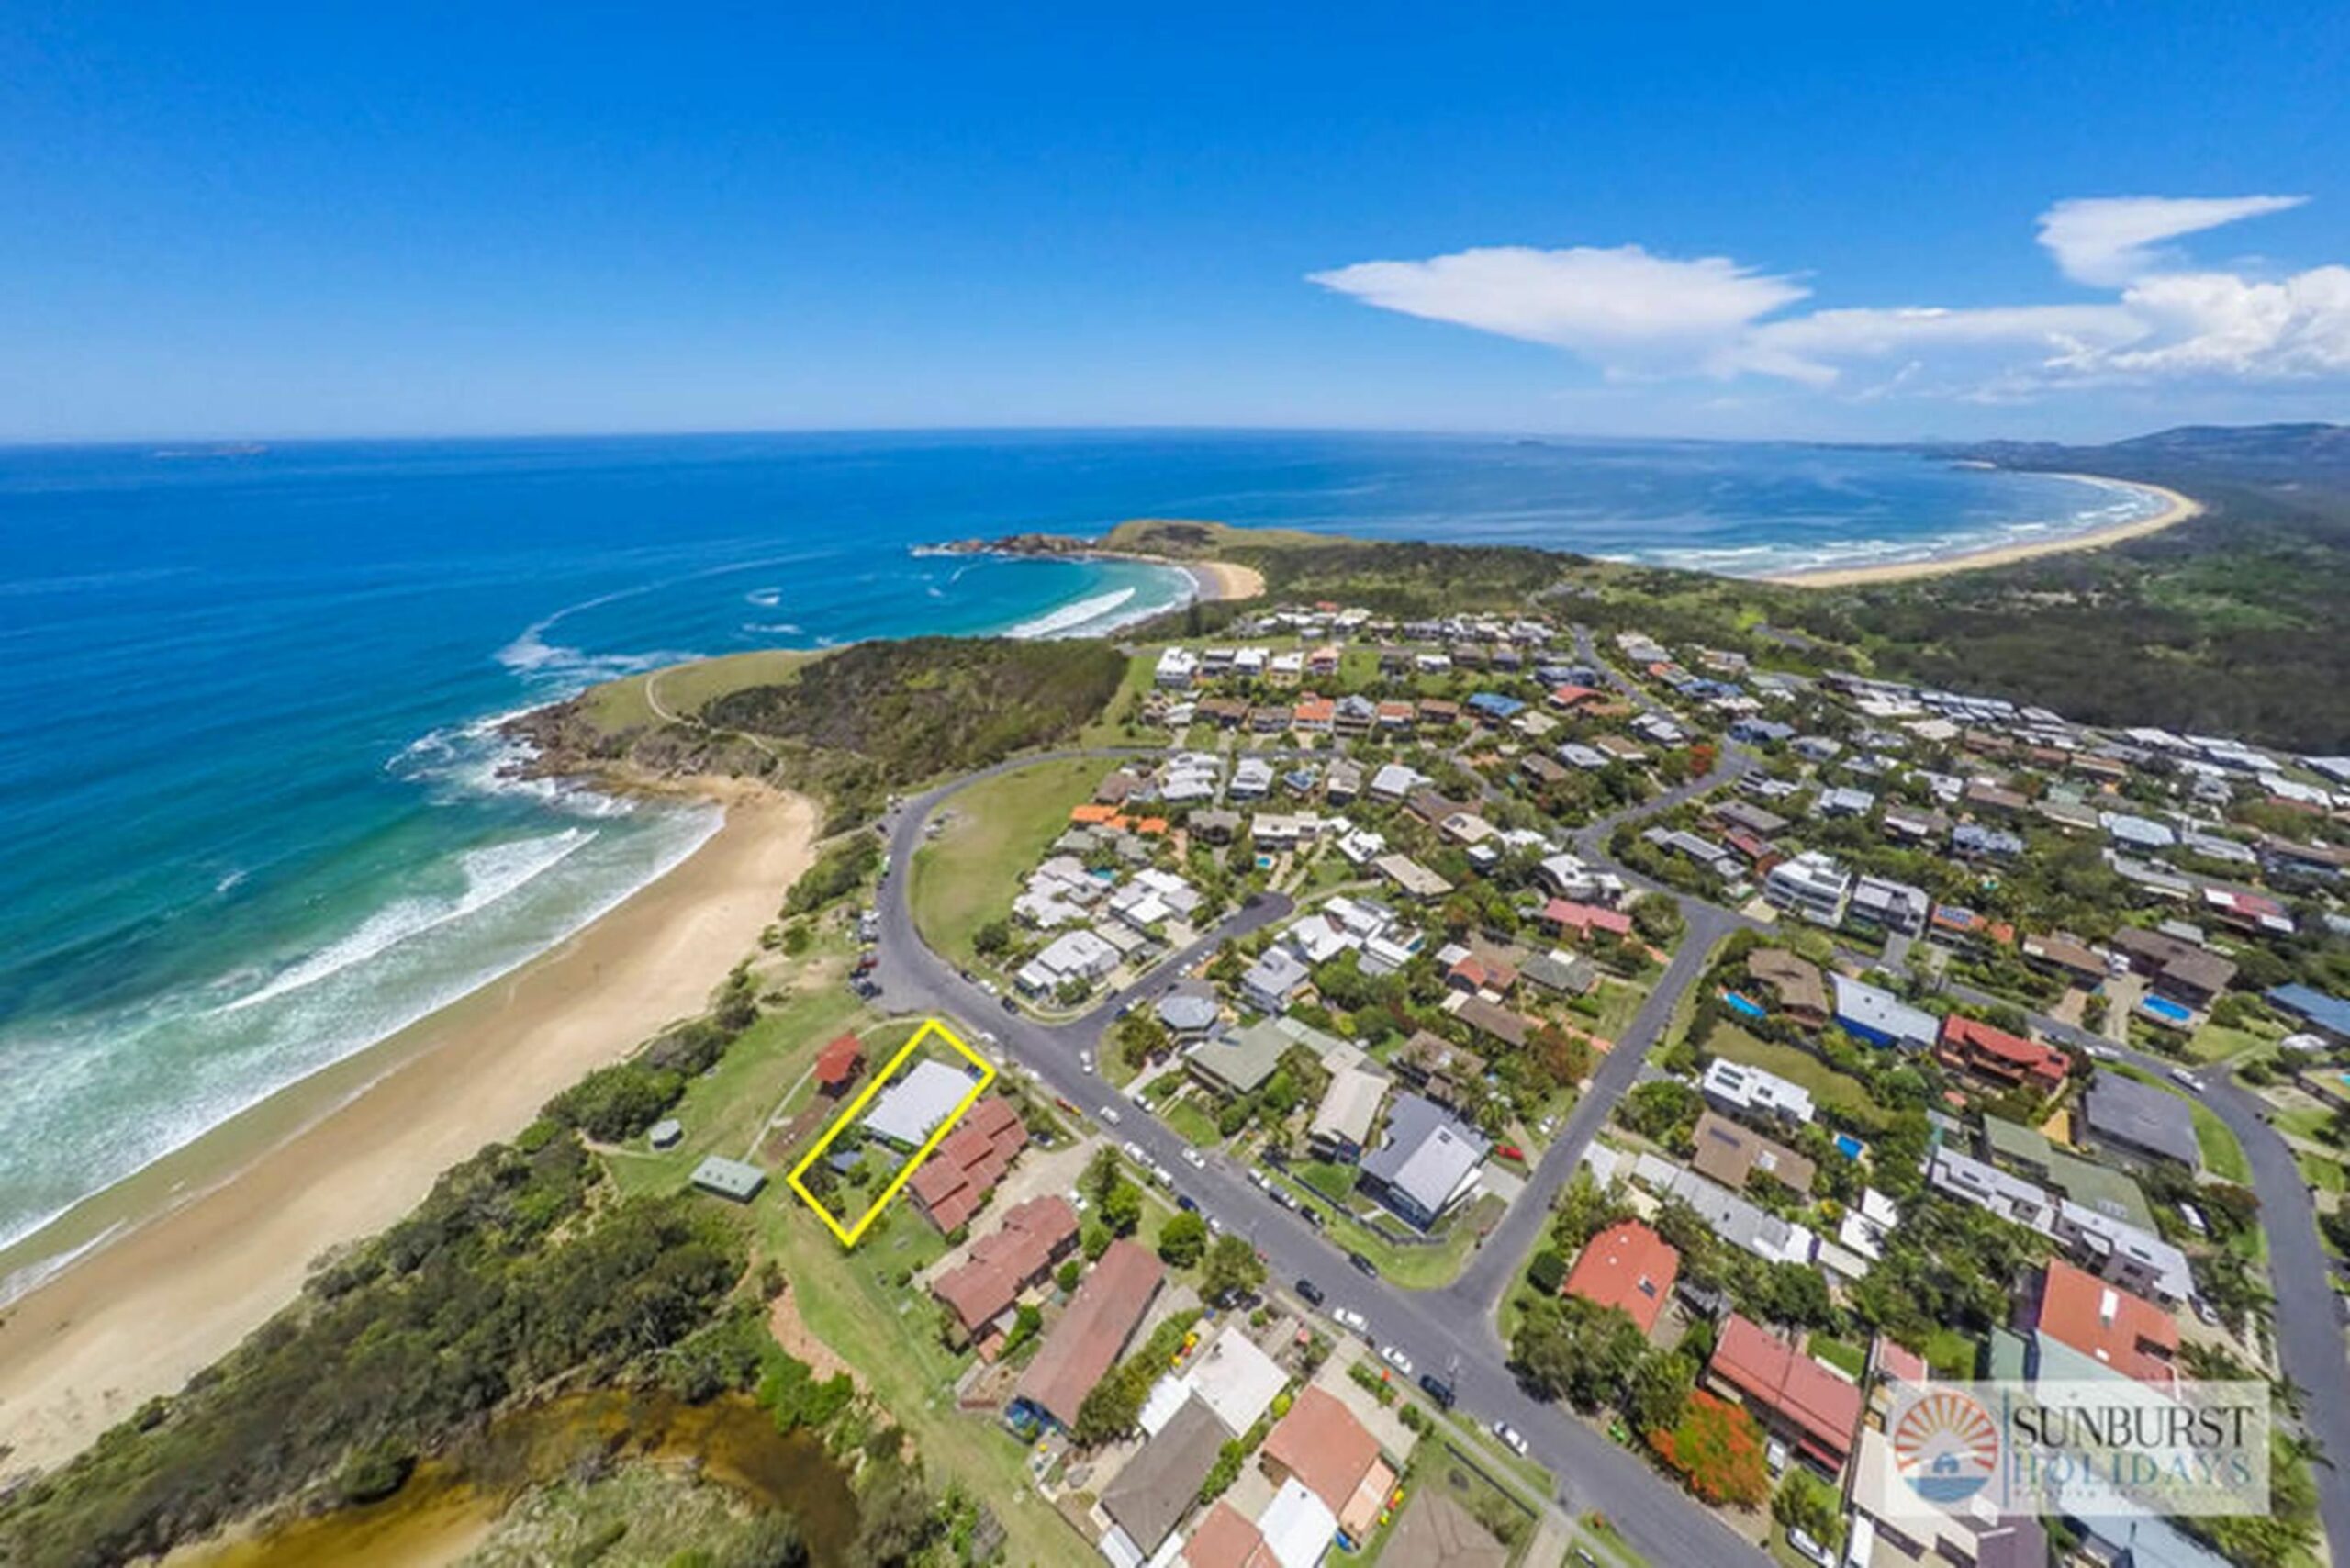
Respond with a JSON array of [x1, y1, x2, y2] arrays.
[[0, 778, 816, 1478], [1762, 473, 2203, 588], [1181, 557, 1267, 603]]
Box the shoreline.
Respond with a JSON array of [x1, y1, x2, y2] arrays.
[[0, 778, 816, 1479], [1761, 473, 2203, 588], [1180, 557, 1267, 603]]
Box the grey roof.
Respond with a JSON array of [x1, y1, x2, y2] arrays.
[[1100, 1396, 1226, 1554], [1830, 974, 1939, 1047], [2083, 1075, 2201, 1168], [1360, 1093, 1488, 1215], [862, 1058, 982, 1147], [1155, 987, 1222, 1033], [1186, 1019, 1291, 1094], [1521, 950, 1597, 994], [1242, 946, 1311, 1002]]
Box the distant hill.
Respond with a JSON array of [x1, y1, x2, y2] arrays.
[[1942, 421, 2350, 477]]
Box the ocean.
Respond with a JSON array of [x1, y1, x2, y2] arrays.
[[0, 429, 2154, 1265]]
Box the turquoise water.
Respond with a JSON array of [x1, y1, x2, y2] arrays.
[[0, 430, 2154, 1262]]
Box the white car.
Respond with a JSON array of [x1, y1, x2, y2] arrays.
[[1492, 1421, 1529, 1458], [1151, 1162, 1175, 1188], [1079, 1048, 1095, 1072], [1181, 1148, 1206, 1169], [1333, 1306, 1369, 1334], [1123, 1139, 1147, 1162], [1100, 1105, 1123, 1126], [1380, 1345, 1414, 1377], [2170, 1068, 2202, 1090], [1788, 1529, 1834, 1567]]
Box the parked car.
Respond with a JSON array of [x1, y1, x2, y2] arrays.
[[1000, 995, 1017, 1013], [1348, 1250, 1380, 1278], [1380, 1345, 1414, 1377], [1078, 1048, 1095, 1072], [1151, 1162, 1175, 1188], [1100, 1105, 1123, 1126], [1122, 1139, 1147, 1162], [2170, 1068, 2201, 1090], [1496, 1143, 1525, 1162], [1492, 1421, 1529, 1458], [1181, 1148, 1206, 1169], [1295, 1277, 1325, 1305], [1417, 1372, 1455, 1409], [1333, 1306, 1368, 1334], [1178, 1193, 1198, 1213], [1300, 1206, 1325, 1230], [1788, 1529, 1834, 1567]]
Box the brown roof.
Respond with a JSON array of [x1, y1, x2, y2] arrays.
[[1450, 995, 1529, 1048], [1379, 1493, 1509, 1568], [905, 1095, 1027, 1235], [1260, 1384, 1383, 1514], [1181, 1501, 1270, 1568], [929, 1194, 1079, 1335], [1013, 1238, 1164, 1429], [1745, 948, 1827, 1018], [1689, 1111, 1818, 1195], [2022, 932, 2105, 977]]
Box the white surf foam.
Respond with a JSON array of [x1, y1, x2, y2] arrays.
[[1005, 586, 1139, 640], [217, 829, 594, 1014]]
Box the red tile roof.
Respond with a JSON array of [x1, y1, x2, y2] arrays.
[[814, 1033, 865, 1089], [1013, 1238, 1164, 1429], [1541, 899, 1634, 940], [1550, 684, 1606, 708], [2032, 1260, 2178, 1387], [929, 1194, 1080, 1336], [1261, 1384, 1384, 1514], [905, 1095, 1027, 1235], [1938, 1014, 2071, 1089], [1709, 1315, 1863, 1470], [1562, 1220, 1680, 1335]]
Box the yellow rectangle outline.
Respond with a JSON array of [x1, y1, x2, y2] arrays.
[[785, 1017, 996, 1248]]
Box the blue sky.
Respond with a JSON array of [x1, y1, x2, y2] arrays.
[[4, 2, 2346, 442]]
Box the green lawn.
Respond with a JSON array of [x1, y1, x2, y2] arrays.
[[1073, 647, 1169, 749], [908, 757, 1102, 967], [2273, 1105, 2343, 1145], [1299, 1160, 1360, 1205], [1809, 1336, 1866, 1379], [576, 649, 823, 738], [1162, 1101, 1223, 1147], [2301, 1155, 2347, 1194], [2188, 1019, 2282, 1064], [1270, 1167, 1504, 1290], [1706, 1025, 1888, 1131], [1921, 1327, 1979, 1380]]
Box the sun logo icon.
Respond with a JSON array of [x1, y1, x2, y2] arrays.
[[1893, 1389, 2001, 1505]]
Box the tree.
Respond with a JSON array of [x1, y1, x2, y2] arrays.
[[1619, 1081, 1702, 1145], [1627, 1350, 1695, 1435], [1651, 1391, 1769, 1507], [1101, 1181, 1144, 1238], [1774, 1467, 1842, 1549], [973, 919, 1013, 957], [1158, 1210, 1208, 1268], [1529, 1022, 1594, 1091], [1630, 895, 1685, 944], [1084, 1147, 1123, 1206], [1202, 1235, 1265, 1305], [1526, 1249, 1567, 1296]]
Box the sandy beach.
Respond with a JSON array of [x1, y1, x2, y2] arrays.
[[1763, 474, 2203, 588], [0, 781, 816, 1478], [1184, 558, 1267, 601]]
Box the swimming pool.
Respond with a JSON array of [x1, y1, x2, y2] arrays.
[[1833, 1133, 1866, 1160], [1723, 992, 1766, 1020], [2140, 995, 2193, 1025]]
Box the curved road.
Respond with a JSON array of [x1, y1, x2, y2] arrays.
[[867, 746, 1774, 1566]]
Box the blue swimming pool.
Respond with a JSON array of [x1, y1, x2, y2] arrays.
[[2141, 995, 2193, 1025], [1834, 1133, 1865, 1160], [1723, 992, 1766, 1020]]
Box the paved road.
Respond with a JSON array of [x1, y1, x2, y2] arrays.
[[1942, 980, 2350, 1551], [867, 748, 1774, 1567]]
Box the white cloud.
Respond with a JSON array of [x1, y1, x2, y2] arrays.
[[1311, 195, 2350, 399], [1306, 245, 1807, 372], [2034, 194, 2306, 286]]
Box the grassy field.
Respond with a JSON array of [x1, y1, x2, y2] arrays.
[[2188, 1017, 2287, 1064], [1072, 647, 1168, 750], [907, 756, 1102, 967], [1705, 1025, 1888, 1131], [576, 649, 824, 737], [1809, 1335, 1865, 1379]]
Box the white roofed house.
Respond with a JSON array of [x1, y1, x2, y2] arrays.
[[1359, 1093, 1489, 1231], [1308, 1061, 1390, 1163], [1241, 946, 1311, 1014], [862, 1058, 984, 1148], [1154, 646, 1200, 689], [1700, 1057, 1816, 1126], [1847, 873, 1930, 937], [1013, 926, 1119, 997]]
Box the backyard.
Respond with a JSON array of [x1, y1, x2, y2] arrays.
[[1704, 1025, 1889, 1132]]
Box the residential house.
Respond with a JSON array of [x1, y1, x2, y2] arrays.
[[2082, 1075, 2201, 1171], [1186, 1020, 1293, 1099], [1562, 1219, 1680, 1335], [2109, 926, 2236, 1009], [1539, 898, 1634, 943], [1309, 1062, 1390, 1162], [1373, 854, 1454, 902], [1102, 1399, 1227, 1562], [1707, 1314, 1863, 1475], [814, 1033, 865, 1094], [1630, 1154, 1817, 1266], [1259, 1386, 1396, 1545], [1744, 949, 1828, 1026], [1830, 974, 1940, 1051], [1763, 851, 1852, 926], [1700, 1058, 1816, 1126], [1359, 1093, 1490, 1231], [905, 1095, 1029, 1235], [1937, 1014, 2072, 1094], [2026, 1259, 2177, 1388], [1847, 874, 1931, 937], [1393, 1032, 1485, 1112], [930, 1195, 1079, 1348], [1242, 946, 1312, 1014], [1011, 1240, 1166, 1431], [1690, 1110, 1817, 1194]]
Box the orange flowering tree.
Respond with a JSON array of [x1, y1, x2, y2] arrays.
[[1650, 1391, 1768, 1507]]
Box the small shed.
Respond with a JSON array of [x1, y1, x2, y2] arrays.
[[647, 1118, 684, 1150], [690, 1156, 767, 1203]]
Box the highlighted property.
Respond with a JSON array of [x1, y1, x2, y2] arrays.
[[786, 1018, 996, 1247]]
